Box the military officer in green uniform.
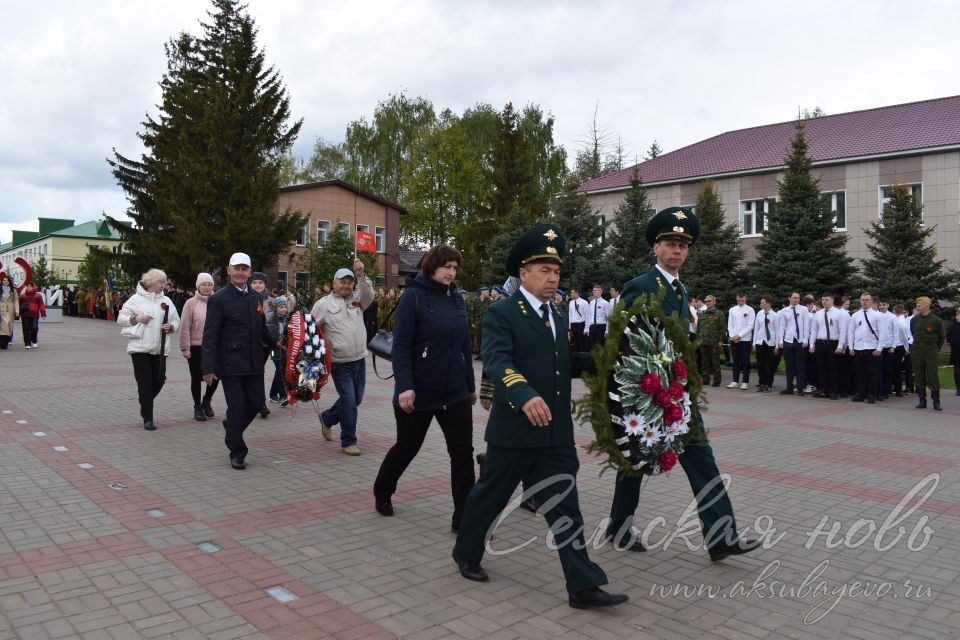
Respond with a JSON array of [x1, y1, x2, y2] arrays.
[[698, 294, 725, 387], [452, 223, 628, 610], [606, 206, 760, 562], [910, 296, 946, 411]]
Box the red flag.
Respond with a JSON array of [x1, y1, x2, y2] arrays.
[[356, 230, 376, 253]]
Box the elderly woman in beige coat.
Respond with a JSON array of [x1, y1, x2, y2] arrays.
[[0, 275, 18, 349]]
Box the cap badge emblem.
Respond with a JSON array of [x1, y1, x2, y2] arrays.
[[543, 228, 558, 241], [673, 211, 688, 220]]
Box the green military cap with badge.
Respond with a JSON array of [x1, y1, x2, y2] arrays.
[[506, 223, 566, 276], [645, 206, 700, 246]]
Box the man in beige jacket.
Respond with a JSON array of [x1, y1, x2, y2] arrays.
[[310, 259, 375, 455]]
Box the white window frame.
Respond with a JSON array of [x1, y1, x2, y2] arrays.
[[739, 198, 774, 237], [317, 220, 330, 245], [375, 226, 386, 253], [276, 271, 288, 290], [879, 183, 923, 223], [338, 221, 351, 236], [296, 220, 310, 247], [356, 224, 370, 234], [823, 189, 847, 232], [295, 271, 308, 291]]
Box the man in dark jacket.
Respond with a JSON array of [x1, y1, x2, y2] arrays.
[[452, 224, 628, 611], [202, 252, 274, 470]]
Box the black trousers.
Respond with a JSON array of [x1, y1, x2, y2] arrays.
[[837, 348, 853, 395], [854, 350, 880, 399], [373, 399, 474, 527], [814, 340, 839, 395], [891, 346, 907, 392], [755, 343, 776, 387], [131, 353, 166, 421], [21, 317, 39, 345], [879, 349, 893, 396], [569, 322, 586, 352], [588, 324, 606, 347], [220, 374, 264, 460], [782, 341, 806, 390], [903, 353, 914, 391], [187, 345, 219, 406], [731, 341, 751, 383]]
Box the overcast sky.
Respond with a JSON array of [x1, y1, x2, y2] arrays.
[[2, 0, 958, 244]]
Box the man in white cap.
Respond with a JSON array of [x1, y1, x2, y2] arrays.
[[310, 259, 374, 455], [202, 252, 274, 470]]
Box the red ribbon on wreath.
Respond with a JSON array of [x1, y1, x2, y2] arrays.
[[284, 310, 332, 404]]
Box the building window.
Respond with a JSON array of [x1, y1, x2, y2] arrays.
[[338, 222, 351, 236], [295, 271, 308, 291], [375, 226, 386, 252], [112, 244, 123, 254], [296, 220, 310, 247], [598, 215, 606, 244], [822, 190, 846, 231], [879, 183, 923, 222], [739, 198, 774, 237], [276, 271, 288, 290], [317, 220, 330, 245]]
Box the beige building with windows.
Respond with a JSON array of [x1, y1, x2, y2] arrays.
[[580, 95, 960, 266], [270, 180, 406, 291], [0, 218, 123, 287]]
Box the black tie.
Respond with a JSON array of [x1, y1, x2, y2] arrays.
[[540, 303, 549, 323], [672, 279, 682, 299], [793, 309, 800, 342], [825, 310, 831, 340], [764, 312, 771, 341], [593, 300, 598, 323]]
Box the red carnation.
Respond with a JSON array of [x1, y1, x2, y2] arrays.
[[668, 380, 684, 400], [654, 389, 672, 408], [673, 360, 687, 379], [640, 373, 662, 395], [311, 392, 320, 400], [659, 449, 678, 472], [287, 395, 298, 405], [665, 403, 683, 423]]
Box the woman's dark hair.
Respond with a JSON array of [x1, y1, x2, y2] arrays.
[[420, 244, 463, 277]]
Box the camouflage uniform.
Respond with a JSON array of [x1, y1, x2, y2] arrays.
[[698, 306, 725, 386]]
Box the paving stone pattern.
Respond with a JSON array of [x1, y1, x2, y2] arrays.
[[0, 317, 958, 639]]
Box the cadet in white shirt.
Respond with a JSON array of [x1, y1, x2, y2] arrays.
[[727, 291, 756, 390], [895, 303, 914, 393], [752, 295, 779, 392], [807, 294, 848, 399], [877, 299, 900, 399], [776, 292, 812, 396], [567, 288, 588, 352], [584, 284, 611, 347], [845, 292, 889, 404]]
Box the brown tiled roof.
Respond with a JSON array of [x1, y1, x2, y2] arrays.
[[580, 95, 960, 193]]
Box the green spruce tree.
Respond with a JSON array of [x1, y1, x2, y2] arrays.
[[748, 120, 857, 301], [549, 178, 605, 292], [107, 0, 304, 286], [684, 180, 745, 306], [603, 169, 654, 287], [862, 183, 957, 305]]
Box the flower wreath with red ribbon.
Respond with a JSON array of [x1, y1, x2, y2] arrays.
[[283, 310, 332, 403]]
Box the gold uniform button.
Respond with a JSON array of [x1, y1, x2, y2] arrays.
[[555, 351, 559, 357], [556, 370, 560, 375]]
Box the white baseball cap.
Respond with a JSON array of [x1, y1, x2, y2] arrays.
[[229, 252, 251, 267], [334, 268, 355, 280]]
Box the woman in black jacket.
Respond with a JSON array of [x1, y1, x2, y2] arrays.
[[373, 244, 476, 531], [948, 310, 960, 395]]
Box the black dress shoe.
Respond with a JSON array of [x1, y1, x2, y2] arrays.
[[604, 532, 646, 552], [851, 395, 864, 402], [259, 405, 270, 418], [568, 587, 629, 610], [476, 453, 486, 479], [709, 537, 761, 561], [375, 498, 394, 516], [519, 495, 541, 513], [230, 457, 246, 470], [452, 549, 488, 582], [143, 420, 156, 431], [829, 394, 838, 400], [193, 405, 207, 421], [779, 388, 794, 395], [202, 401, 215, 418]]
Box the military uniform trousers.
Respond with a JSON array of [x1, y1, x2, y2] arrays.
[[608, 440, 738, 550], [699, 345, 722, 384], [912, 344, 940, 391], [453, 443, 607, 594]]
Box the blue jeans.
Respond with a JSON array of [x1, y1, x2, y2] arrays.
[[321, 358, 365, 447]]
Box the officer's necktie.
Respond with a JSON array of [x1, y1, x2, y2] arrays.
[[764, 311, 771, 342], [793, 309, 800, 342], [825, 310, 831, 340], [672, 279, 682, 299], [540, 303, 553, 339]]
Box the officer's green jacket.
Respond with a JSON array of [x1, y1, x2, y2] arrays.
[[621, 267, 688, 320], [482, 290, 593, 448]]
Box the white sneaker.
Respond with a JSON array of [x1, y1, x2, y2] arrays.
[[31, 343, 38, 349], [24, 345, 31, 349], [740, 382, 749, 390], [726, 382, 738, 389], [804, 384, 816, 393]]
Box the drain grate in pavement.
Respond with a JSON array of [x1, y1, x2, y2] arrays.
[[197, 541, 222, 553], [264, 586, 298, 604]]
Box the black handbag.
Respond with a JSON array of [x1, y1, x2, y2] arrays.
[[368, 299, 399, 379]]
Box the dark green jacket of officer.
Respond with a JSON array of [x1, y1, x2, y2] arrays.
[[621, 268, 689, 322], [481, 291, 593, 448]]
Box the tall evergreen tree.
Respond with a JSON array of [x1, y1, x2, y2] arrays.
[[862, 183, 957, 305], [603, 170, 654, 287], [481, 205, 528, 287], [748, 120, 857, 302], [549, 178, 606, 292], [683, 180, 745, 306], [107, 0, 303, 286]]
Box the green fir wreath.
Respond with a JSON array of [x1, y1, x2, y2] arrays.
[[574, 290, 707, 478]]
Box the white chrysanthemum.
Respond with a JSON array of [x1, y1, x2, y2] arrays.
[[663, 424, 680, 443], [304, 344, 313, 354], [304, 314, 313, 323], [317, 342, 326, 355], [622, 412, 645, 436], [312, 334, 320, 346], [639, 426, 663, 448]]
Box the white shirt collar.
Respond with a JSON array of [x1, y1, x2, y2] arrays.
[[519, 286, 550, 314], [654, 263, 679, 283]]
